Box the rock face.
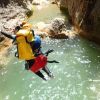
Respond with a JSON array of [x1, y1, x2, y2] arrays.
[[0, 0, 33, 7], [0, 3, 26, 39], [0, 1, 26, 55], [56, 0, 100, 43]]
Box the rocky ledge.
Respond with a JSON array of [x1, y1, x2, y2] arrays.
[[33, 18, 77, 39]]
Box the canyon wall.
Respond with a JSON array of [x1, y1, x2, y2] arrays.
[[57, 0, 100, 43]]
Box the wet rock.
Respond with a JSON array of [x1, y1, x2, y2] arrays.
[[49, 18, 66, 34], [0, 41, 12, 68], [49, 33, 68, 39], [34, 18, 76, 39], [32, 1, 40, 5], [46, 18, 71, 39], [35, 22, 48, 31], [55, 0, 67, 8], [0, 36, 5, 42], [0, 53, 11, 69], [32, 0, 49, 6], [50, 0, 56, 4]]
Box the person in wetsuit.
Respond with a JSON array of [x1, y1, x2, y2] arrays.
[[0, 25, 55, 81], [25, 32, 54, 79]]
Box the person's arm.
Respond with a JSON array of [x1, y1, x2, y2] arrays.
[[44, 49, 54, 56], [47, 60, 59, 63], [0, 30, 16, 40]]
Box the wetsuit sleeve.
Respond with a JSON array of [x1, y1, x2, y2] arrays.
[[0, 31, 16, 40]]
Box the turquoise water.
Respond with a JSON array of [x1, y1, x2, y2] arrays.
[[28, 4, 66, 24], [0, 3, 100, 100], [0, 37, 100, 100]]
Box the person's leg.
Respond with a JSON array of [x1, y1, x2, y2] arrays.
[[42, 66, 54, 78], [25, 60, 47, 81], [25, 59, 35, 70], [35, 71, 47, 81]]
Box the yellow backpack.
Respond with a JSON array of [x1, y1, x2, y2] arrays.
[[16, 29, 35, 60]]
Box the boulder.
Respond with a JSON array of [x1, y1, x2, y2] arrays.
[[34, 18, 76, 39]]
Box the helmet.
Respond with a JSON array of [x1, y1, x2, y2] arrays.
[[22, 23, 32, 29], [33, 35, 41, 49], [21, 21, 27, 26]]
